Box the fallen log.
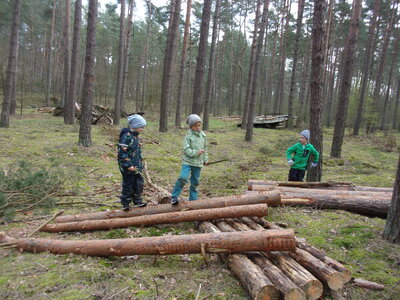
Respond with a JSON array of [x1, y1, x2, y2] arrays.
[[245, 217, 352, 283], [54, 192, 281, 223], [247, 180, 392, 193], [246, 188, 390, 218], [41, 204, 270, 233], [264, 251, 323, 300], [352, 278, 385, 290], [222, 221, 306, 300], [0, 228, 295, 256], [287, 248, 346, 290], [199, 222, 280, 300]]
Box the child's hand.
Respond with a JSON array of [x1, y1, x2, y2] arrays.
[[204, 162, 208, 166], [128, 166, 137, 172], [288, 159, 294, 166], [310, 162, 318, 168], [198, 149, 205, 155]]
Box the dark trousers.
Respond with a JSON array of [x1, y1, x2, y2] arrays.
[[120, 171, 144, 205], [288, 168, 306, 182]]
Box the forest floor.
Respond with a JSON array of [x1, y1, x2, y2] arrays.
[[0, 108, 400, 299]]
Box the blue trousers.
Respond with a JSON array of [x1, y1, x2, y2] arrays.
[[172, 164, 201, 201]]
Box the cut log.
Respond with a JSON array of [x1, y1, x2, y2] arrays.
[[42, 204, 270, 233], [199, 222, 280, 300], [54, 192, 281, 223], [352, 278, 385, 290], [288, 249, 346, 290], [0, 228, 295, 256], [247, 180, 392, 193], [247, 217, 352, 283], [248, 253, 306, 300], [264, 251, 323, 300], [246, 188, 390, 218]]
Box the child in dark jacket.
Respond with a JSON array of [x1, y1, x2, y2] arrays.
[[286, 130, 320, 182], [117, 114, 147, 210]]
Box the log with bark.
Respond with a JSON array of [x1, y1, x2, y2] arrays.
[[216, 220, 307, 300], [245, 217, 352, 283], [198, 222, 280, 300], [0, 228, 295, 256], [42, 204, 271, 232], [246, 187, 390, 218], [54, 192, 281, 223], [247, 180, 392, 193], [352, 278, 385, 290]]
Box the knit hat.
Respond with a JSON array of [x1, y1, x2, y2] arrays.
[[300, 129, 310, 141], [128, 114, 146, 129], [186, 114, 202, 127]]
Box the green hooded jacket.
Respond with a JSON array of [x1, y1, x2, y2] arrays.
[[286, 142, 319, 170], [182, 129, 208, 167]]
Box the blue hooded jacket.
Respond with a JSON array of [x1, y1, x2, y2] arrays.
[[117, 128, 143, 173]]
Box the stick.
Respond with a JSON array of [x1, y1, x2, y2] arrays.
[[195, 283, 202, 300], [206, 159, 230, 165], [27, 210, 64, 238]]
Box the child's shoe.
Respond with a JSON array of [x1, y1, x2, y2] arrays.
[[171, 196, 179, 205], [122, 203, 130, 211], [133, 201, 147, 208]]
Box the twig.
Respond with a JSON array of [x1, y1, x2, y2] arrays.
[[195, 283, 202, 300], [107, 287, 129, 300], [152, 276, 159, 297], [87, 168, 100, 175], [27, 210, 64, 237]]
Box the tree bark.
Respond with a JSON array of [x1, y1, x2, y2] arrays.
[[65, 0, 82, 125], [55, 192, 280, 223], [1, 228, 295, 256], [1, 0, 21, 128], [78, 0, 98, 147], [330, 0, 362, 158], [191, 0, 212, 115], [113, 0, 125, 126], [175, 0, 192, 128], [307, 0, 326, 181], [246, 188, 391, 218], [42, 204, 271, 232], [44, 0, 57, 106], [159, 0, 181, 132], [202, 0, 221, 130], [62, 0, 71, 112], [247, 179, 392, 192], [383, 154, 400, 243], [199, 222, 280, 300], [353, 0, 381, 136], [352, 278, 385, 290]]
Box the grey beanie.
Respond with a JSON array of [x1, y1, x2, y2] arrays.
[[300, 129, 310, 140], [128, 114, 146, 129], [186, 114, 202, 127]]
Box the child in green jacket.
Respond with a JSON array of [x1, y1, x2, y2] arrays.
[[171, 114, 208, 205], [286, 130, 319, 181]]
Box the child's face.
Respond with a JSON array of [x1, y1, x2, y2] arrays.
[[299, 135, 307, 145], [191, 122, 202, 132], [132, 127, 144, 133]]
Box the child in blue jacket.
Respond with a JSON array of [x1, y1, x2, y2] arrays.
[[117, 114, 147, 210], [286, 130, 319, 182]]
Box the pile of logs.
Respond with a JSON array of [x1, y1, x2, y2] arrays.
[[1, 189, 373, 299], [247, 180, 392, 218]]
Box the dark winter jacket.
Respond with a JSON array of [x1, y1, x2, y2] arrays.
[[117, 128, 143, 173]]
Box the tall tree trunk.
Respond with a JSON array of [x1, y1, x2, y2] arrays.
[[330, 0, 362, 158], [307, 0, 326, 182], [191, 0, 212, 115], [45, 0, 57, 106], [120, 0, 135, 112], [242, 0, 261, 128], [353, 0, 381, 136], [62, 0, 71, 113], [325, 47, 338, 127], [383, 154, 400, 243], [78, 0, 98, 147], [113, 0, 126, 126], [65, 0, 82, 125], [175, 0, 192, 127], [245, 0, 270, 142], [203, 0, 221, 130], [392, 76, 400, 130], [0, 0, 21, 128], [140, 1, 153, 112], [159, 0, 181, 132], [287, 0, 305, 128]]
